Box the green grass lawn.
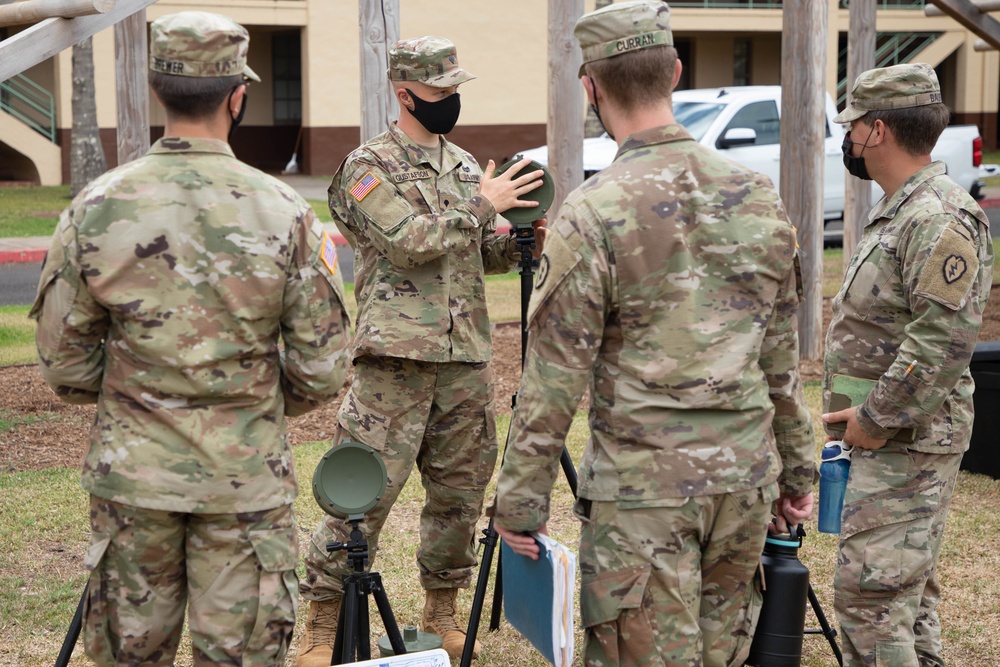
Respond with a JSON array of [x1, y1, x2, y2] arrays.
[[0, 185, 71, 238]]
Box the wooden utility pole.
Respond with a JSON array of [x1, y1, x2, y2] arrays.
[[547, 0, 584, 214], [115, 8, 149, 165], [843, 0, 876, 266], [780, 2, 827, 360], [358, 0, 399, 144]]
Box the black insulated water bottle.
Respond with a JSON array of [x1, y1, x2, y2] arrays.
[[745, 532, 810, 666]]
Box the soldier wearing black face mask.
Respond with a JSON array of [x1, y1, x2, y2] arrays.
[[294, 35, 548, 667], [825, 63, 993, 667]]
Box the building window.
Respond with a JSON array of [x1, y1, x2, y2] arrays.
[[734, 39, 750, 86], [273, 31, 301, 125]]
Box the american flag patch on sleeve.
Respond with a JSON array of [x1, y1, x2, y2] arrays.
[[321, 232, 338, 275], [350, 172, 380, 201]]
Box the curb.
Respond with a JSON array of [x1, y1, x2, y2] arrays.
[[0, 249, 46, 265], [0, 206, 994, 266]]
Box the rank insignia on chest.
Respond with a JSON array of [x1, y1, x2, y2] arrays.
[[321, 231, 338, 275], [350, 172, 380, 201]]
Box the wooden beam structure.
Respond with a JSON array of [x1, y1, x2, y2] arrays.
[[358, 0, 399, 145], [926, 0, 1000, 16], [0, 0, 159, 82], [114, 8, 148, 164], [0, 0, 113, 28], [927, 0, 1000, 50], [780, 0, 828, 360], [843, 0, 876, 266], [546, 0, 584, 216]]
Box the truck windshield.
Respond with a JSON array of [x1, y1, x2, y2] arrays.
[[673, 102, 725, 142]]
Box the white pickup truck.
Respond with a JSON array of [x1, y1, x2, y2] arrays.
[[519, 85, 987, 238]]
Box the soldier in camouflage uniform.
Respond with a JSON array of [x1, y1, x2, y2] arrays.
[[491, 2, 815, 665], [823, 63, 993, 667], [296, 36, 546, 665], [30, 12, 352, 666]]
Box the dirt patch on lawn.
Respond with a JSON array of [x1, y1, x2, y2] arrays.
[[5, 286, 1000, 473]]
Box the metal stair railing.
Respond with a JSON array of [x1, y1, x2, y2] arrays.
[[836, 32, 938, 108], [0, 73, 56, 142]]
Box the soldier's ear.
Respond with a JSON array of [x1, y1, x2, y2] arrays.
[[396, 86, 414, 111], [672, 60, 683, 91]]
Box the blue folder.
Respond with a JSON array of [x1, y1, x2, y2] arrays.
[[501, 533, 576, 667]]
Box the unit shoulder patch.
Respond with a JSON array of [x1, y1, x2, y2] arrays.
[[350, 172, 381, 201], [321, 231, 338, 275], [914, 226, 979, 310], [527, 229, 582, 325]]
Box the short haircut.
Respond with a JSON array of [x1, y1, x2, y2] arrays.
[[149, 71, 243, 120], [584, 45, 677, 110], [866, 103, 951, 156]]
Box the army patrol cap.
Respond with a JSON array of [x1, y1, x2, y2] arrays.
[[833, 63, 942, 124], [574, 0, 673, 77], [149, 11, 260, 82], [388, 36, 476, 88]]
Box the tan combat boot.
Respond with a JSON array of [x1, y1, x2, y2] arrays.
[[421, 588, 481, 659], [296, 596, 341, 667]]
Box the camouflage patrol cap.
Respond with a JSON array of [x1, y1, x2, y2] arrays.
[[388, 36, 476, 88], [574, 0, 673, 77], [149, 12, 260, 82], [833, 63, 942, 124]]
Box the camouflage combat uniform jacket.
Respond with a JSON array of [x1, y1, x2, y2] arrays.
[[495, 125, 815, 531], [329, 122, 518, 363], [823, 162, 993, 452], [31, 137, 352, 514]]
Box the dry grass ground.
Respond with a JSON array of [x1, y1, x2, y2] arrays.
[[1, 382, 999, 666]]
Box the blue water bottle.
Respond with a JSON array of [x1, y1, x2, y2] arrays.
[[818, 441, 852, 534]]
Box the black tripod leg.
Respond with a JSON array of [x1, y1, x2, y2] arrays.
[[335, 578, 359, 665], [371, 574, 406, 655], [331, 593, 347, 666], [461, 518, 501, 667], [358, 585, 371, 662], [807, 583, 843, 666], [489, 548, 503, 631], [54, 582, 88, 667]]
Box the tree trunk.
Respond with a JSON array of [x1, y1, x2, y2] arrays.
[[70, 36, 106, 196], [582, 0, 614, 139]]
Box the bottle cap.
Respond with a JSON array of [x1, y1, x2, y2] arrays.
[[822, 441, 853, 462]]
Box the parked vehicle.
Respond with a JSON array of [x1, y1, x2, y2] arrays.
[[518, 85, 987, 240]]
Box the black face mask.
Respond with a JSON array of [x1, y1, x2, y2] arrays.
[[586, 76, 614, 141], [228, 87, 248, 144], [405, 89, 461, 135], [841, 125, 875, 181]]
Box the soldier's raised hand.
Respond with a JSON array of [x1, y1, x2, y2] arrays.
[[479, 157, 544, 215]]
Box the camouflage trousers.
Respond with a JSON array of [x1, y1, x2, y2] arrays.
[[575, 483, 777, 667], [300, 356, 498, 600], [834, 446, 963, 667], [83, 496, 299, 667]]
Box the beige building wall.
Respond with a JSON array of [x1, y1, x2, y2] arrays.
[[7, 0, 1000, 184], [691, 36, 735, 89]]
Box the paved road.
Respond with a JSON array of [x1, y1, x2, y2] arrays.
[[0, 244, 355, 307]]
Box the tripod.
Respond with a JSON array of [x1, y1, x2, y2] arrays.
[[328, 516, 407, 664], [805, 584, 843, 666], [460, 222, 579, 667]]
